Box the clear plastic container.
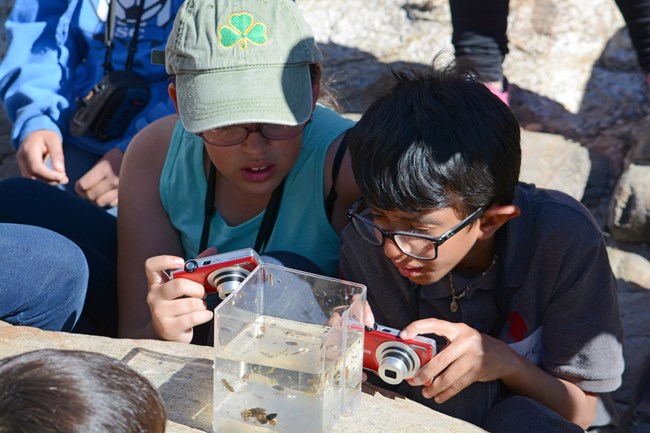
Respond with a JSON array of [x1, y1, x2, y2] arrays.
[[213, 264, 366, 433]]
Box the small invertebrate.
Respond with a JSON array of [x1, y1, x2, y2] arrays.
[[241, 407, 278, 425], [221, 379, 235, 392]]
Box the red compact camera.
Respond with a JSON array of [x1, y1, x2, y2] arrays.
[[170, 248, 262, 300], [363, 323, 437, 385]]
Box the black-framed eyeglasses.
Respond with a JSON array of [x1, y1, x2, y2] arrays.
[[196, 117, 311, 147], [347, 197, 486, 260]]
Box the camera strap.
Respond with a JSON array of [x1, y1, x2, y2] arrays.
[[102, 0, 145, 74], [324, 132, 349, 221], [199, 163, 286, 254]]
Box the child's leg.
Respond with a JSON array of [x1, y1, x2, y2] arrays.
[[482, 396, 585, 433], [615, 0, 650, 75], [449, 0, 510, 83], [0, 223, 88, 332], [0, 177, 118, 336]]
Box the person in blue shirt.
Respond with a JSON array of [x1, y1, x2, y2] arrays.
[[0, 0, 184, 210]]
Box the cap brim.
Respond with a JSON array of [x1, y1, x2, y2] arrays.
[[176, 64, 313, 133]]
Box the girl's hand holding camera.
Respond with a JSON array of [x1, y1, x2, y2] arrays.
[[402, 318, 515, 403], [145, 250, 216, 344]]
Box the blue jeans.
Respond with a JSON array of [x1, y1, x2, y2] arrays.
[[0, 177, 117, 336], [0, 223, 88, 331]]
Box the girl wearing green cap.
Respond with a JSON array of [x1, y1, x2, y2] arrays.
[[116, 0, 361, 343]]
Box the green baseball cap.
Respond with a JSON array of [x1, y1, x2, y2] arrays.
[[154, 0, 322, 133]]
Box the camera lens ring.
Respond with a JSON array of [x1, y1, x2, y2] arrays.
[[207, 266, 251, 300], [375, 341, 422, 385]]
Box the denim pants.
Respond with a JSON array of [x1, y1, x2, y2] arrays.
[[0, 223, 88, 331], [0, 178, 117, 336]]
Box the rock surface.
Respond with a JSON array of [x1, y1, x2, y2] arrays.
[[0, 0, 649, 432], [0, 321, 489, 433]]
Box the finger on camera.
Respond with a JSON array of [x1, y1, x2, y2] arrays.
[[159, 278, 207, 301], [156, 296, 208, 317], [400, 317, 457, 341], [364, 301, 375, 328], [145, 255, 185, 280], [407, 367, 435, 387]]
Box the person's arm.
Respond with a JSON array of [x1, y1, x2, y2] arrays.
[[401, 319, 598, 429], [117, 115, 186, 338], [402, 212, 622, 429], [0, 0, 83, 179]]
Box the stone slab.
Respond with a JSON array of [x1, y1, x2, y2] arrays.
[[520, 129, 590, 201], [0, 322, 487, 433]]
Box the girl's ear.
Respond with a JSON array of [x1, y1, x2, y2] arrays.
[[477, 204, 520, 240], [168, 83, 179, 113]]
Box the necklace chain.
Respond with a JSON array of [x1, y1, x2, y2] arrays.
[[448, 254, 498, 313]]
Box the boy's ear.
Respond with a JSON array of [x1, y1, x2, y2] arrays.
[[168, 83, 179, 113], [478, 204, 520, 240]]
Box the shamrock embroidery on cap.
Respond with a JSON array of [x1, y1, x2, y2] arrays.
[[218, 12, 267, 50]]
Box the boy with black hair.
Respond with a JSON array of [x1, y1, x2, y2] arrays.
[[0, 349, 167, 433], [340, 63, 624, 432]]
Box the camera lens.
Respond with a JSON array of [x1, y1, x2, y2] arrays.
[[207, 267, 251, 300], [378, 346, 416, 385], [374, 341, 422, 386]]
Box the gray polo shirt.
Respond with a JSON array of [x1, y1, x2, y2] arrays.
[[340, 182, 624, 425]]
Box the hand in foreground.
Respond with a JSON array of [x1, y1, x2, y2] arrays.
[[16, 130, 69, 185], [145, 254, 214, 344], [402, 318, 515, 403], [75, 147, 123, 208]]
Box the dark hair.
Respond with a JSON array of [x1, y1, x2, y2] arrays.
[[0, 349, 167, 433], [347, 61, 521, 216]]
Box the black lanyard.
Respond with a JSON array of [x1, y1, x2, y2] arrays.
[[199, 163, 286, 254], [103, 0, 144, 73]]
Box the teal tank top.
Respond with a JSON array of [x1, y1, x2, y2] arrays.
[[160, 105, 355, 277]]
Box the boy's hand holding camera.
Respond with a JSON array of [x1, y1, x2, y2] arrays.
[[144, 248, 217, 344], [399, 318, 513, 402]]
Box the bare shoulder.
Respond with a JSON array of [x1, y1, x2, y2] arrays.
[[124, 114, 179, 168], [119, 113, 179, 217]]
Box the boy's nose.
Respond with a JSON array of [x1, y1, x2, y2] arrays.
[[383, 237, 404, 260]]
